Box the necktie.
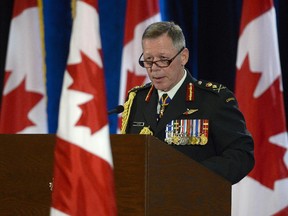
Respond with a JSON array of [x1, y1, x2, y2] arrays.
[[158, 93, 171, 119]]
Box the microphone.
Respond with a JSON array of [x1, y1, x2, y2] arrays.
[[108, 105, 124, 115]]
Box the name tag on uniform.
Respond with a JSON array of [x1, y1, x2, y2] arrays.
[[132, 122, 145, 127]]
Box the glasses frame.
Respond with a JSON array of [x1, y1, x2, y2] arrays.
[[138, 47, 185, 69]]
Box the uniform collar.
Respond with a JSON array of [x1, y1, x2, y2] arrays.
[[157, 69, 187, 100]]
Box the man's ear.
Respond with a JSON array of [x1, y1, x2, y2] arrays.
[[181, 48, 189, 65]]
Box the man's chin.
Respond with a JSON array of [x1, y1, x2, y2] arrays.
[[153, 83, 168, 92]]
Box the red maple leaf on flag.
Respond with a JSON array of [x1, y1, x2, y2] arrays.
[[4, 70, 12, 84], [67, 51, 108, 134], [124, 69, 147, 97], [273, 205, 288, 216], [0, 72, 43, 133], [236, 56, 288, 189]]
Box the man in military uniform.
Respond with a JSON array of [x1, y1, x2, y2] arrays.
[[121, 21, 254, 184]]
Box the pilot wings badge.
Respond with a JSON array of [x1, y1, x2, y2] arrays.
[[183, 109, 198, 115]]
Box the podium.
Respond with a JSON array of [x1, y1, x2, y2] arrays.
[[0, 134, 231, 215], [0, 134, 55, 215]]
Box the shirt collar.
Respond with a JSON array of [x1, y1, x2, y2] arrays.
[[157, 69, 187, 100]]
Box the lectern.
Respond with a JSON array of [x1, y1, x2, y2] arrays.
[[0, 134, 231, 215]]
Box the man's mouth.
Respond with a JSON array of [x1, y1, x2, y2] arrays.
[[153, 76, 164, 81]]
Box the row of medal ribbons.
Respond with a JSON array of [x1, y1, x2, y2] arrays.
[[164, 119, 209, 145]]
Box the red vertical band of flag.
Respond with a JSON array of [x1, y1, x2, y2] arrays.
[[232, 0, 288, 215], [0, 0, 47, 133], [50, 0, 117, 215], [118, 0, 161, 131]]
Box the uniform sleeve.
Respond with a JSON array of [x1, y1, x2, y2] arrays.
[[200, 90, 255, 184]]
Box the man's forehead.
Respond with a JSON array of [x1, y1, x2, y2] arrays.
[[142, 38, 175, 53]]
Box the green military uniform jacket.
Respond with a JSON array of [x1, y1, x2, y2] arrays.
[[121, 71, 254, 184]]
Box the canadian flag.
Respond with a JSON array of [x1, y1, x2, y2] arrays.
[[118, 0, 161, 119], [50, 0, 117, 215], [232, 0, 288, 215], [0, 0, 47, 133]]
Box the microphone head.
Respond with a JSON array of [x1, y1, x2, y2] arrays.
[[115, 105, 124, 114], [108, 105, 124, 115]]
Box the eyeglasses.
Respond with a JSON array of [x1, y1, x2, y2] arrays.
[[138, 47, 185, 68]]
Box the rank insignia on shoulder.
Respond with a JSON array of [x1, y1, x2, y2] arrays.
[[226, 97, 236, 103], [206, 82, 213, 87], [183, 108, 198, 115], [204, 81, 218, 89], [213, 84, 226, 93], [164, 119, 209, 145], [197, 80, 226, 93]]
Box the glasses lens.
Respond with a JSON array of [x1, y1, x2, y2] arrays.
[[139, 47, 184, 68], [156, 60, 170, 67], [140, 60, 170, 68], [143, 61, 153, 68]]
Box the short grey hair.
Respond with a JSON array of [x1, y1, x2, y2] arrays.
[[142, 21, 186, 50]]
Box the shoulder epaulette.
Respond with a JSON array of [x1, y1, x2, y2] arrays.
[[128, 82, 152, 94], [194, 80, 237, 103], [194, 80, 227, 94]]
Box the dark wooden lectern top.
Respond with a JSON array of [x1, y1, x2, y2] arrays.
[[0, 134, 231, 215]]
